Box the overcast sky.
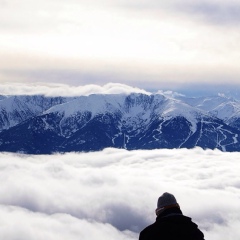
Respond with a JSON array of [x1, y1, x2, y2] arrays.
[[1, 0, 240, 94], [1, 148, 240, 239]]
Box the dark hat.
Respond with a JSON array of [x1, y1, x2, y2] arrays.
[[157, 192, 178, 209]]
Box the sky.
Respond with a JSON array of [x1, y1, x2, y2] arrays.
[[0, 148, 240, 239], [0, 0, 240, 95]]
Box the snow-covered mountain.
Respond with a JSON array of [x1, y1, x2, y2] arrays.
[[0, 95, 68, 132], [0, 93, 239, 154], [174, 94, 240, 129]]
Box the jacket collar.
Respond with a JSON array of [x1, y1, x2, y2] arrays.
[[156, 207, 183, 220]]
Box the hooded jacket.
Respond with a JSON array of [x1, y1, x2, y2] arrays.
[[139, 207, 205, 240]]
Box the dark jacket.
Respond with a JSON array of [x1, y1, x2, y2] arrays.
[[139, 207, 205, 240]]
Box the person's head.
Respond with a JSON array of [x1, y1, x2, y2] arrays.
[[155, 192, 180, 216]]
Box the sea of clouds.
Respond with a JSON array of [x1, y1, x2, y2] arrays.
[[0, 147, 240, 240]]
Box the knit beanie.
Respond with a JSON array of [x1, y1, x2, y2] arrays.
[[157, 192, 178, 209]]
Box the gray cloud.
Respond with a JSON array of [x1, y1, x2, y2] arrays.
[[120, 0, 240, 25], [0, 148, 240, 239], [178, 2, 240, 25]]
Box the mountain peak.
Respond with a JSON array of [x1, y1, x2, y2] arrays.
[[0, 93, 239, 154]]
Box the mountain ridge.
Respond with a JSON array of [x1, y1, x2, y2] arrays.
[[0, 93, 239, 154]]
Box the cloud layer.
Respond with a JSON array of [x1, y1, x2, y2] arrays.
[[1, 148, 240, 239], [1, 0, 240, 88], [0, 82, 150, 96]]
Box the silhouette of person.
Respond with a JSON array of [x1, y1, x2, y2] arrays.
[[139, 192, 205, 240]]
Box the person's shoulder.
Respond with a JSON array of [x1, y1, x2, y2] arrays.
[[140, 222, 156, 234], [170, 215, 205, 239], [139, 223, 156, 240], [139, 221, 160, 237]]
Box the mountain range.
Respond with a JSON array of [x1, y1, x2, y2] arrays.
[[0, 92, 240, 154]]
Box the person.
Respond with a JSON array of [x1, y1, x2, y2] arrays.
[[139, 192, 205, 240]]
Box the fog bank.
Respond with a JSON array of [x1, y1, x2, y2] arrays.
[[0, 148, 240, 239]]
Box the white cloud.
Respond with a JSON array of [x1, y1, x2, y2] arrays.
[[0, 148, 240, 239], [0, 205, 136, 240], [0, 83, 150, 96]]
